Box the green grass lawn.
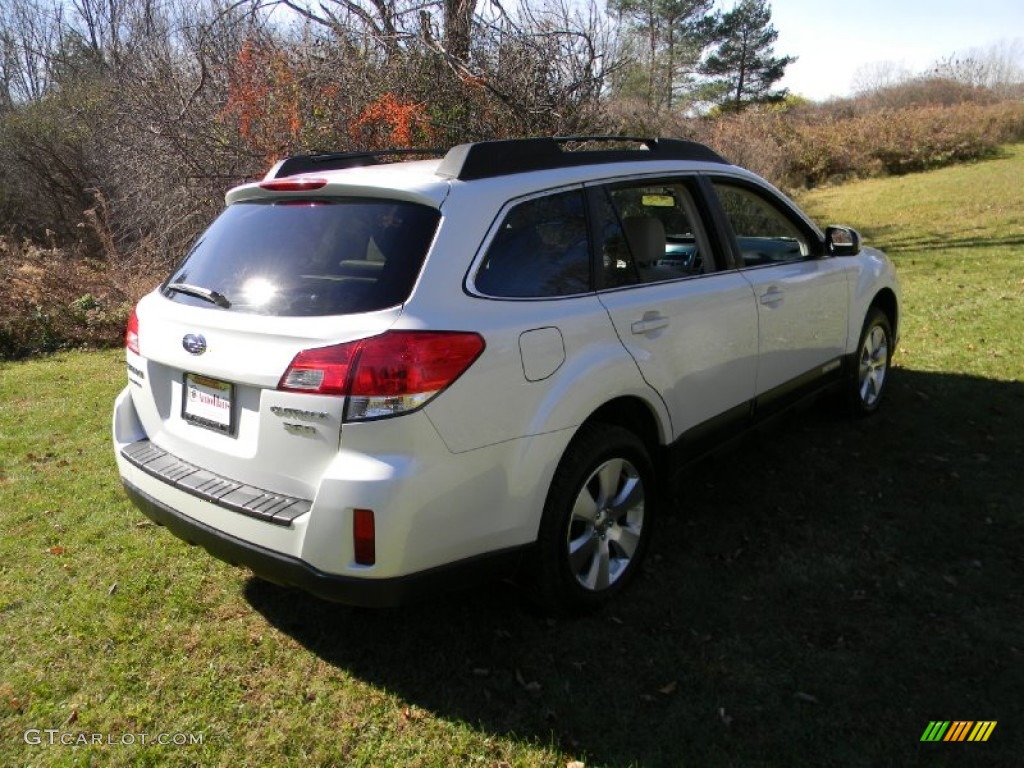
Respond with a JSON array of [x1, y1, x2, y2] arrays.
[[2, 149, 1023, 767]]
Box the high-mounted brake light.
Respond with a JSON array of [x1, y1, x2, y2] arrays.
[[278, 331, 485, 421], [126, 306, 140, 355], [258, 177, 328, 192]]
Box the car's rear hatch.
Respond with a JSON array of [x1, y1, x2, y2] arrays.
[[125, 194, 442, 499]]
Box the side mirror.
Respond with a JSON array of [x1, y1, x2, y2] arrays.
[[825, 226, 861, 256]]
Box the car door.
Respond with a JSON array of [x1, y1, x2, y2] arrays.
[[590, 178, 759, 440], [707, 178, 854, 399]]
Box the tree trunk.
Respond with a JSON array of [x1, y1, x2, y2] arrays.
[[444, 0, 475, 63]]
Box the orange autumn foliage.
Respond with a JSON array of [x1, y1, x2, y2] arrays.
[[224, 40, 303, 161], [350, 93, 435, 149]]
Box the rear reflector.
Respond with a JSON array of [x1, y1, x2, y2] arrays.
[[353, 508, 375, 565], [278, 331, 485, 421]]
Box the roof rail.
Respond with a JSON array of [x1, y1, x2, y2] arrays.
[[270, 148, 446, 179], [436, 136, 728, 181]]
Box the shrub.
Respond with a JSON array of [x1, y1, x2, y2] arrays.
[[688, 100, 1024, 190], [0, 239, 152, 360]]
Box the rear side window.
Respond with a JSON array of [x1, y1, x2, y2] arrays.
[[163, 199, 440, 316], [474, 189, 591, 298]]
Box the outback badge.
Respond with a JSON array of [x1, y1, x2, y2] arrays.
[[182, 333, 207, 355]]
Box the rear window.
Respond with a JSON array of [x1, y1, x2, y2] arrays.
[[163, 199, 440, 316]]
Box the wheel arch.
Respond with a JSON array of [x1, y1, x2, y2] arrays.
[[583, 396, 664, 455], [578, 395, 669, 504], [870, 287, 899, 341]]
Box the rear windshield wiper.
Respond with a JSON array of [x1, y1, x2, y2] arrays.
[[166, 282, 231, 309]]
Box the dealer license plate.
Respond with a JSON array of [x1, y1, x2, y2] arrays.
[[182, 373, 234, 434]]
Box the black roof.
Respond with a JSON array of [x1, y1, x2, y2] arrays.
[[271, 137, 728, 182]]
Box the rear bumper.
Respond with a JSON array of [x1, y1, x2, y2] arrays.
[[123, 478, 526, 608]]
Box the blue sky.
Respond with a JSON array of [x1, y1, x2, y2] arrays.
[[768, 0, 1024, 99]]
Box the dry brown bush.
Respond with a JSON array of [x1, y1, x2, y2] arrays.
[[687, 99, 1024, 191], [0, 237, 163, 359], [853, 76, 998, 110]]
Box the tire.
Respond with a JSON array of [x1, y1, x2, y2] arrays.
[[850, 307, 893, 416], [527, 422, 655, 613]]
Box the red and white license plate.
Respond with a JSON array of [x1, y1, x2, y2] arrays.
[[182, 373, 234, 434]]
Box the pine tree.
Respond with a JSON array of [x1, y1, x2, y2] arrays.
[[607, 0, 715, 111], [699, 0, 795, 111]]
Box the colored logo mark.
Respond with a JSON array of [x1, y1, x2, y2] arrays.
[[182, 333, 207, 356], [921, 721, 997, 742]]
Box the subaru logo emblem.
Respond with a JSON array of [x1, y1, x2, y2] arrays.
[[182, 333, 207, 355]]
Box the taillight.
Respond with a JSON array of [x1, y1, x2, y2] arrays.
[[126, 306, 140, 355], [278, 331, 485, 421], [258, 177, 328, 192], [278, 343, 357, 395]]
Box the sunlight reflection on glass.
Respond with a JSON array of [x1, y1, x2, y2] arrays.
[[241, 277, 278, 307]]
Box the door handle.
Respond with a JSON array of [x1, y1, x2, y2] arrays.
[[759, 287, 784, 307], [631, 313, 670, 334]]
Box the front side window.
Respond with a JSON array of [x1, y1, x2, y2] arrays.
[[712, 182, 811, 266], [163, 198, 440, 316], [474, 189, 591, 298]]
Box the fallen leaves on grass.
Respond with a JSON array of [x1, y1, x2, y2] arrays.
[[640, 682, 678, 702], [515, 669, 542, 693], [1, 685, 22, 711], [401, 706, 424, 722]]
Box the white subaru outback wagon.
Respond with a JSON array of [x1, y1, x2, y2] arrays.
[[113, 137, 900, 611]]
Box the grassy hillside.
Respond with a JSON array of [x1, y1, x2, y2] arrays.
[[798, 144, 1024, 379], [2, 150, 1022, 766]]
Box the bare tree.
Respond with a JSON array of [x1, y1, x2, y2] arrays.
[[851, 60, 913, 96], [0, 0, 67, 104]]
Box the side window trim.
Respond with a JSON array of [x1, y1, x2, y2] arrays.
[[584, 185, 640, 291], [695, 174, 744, 271]]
